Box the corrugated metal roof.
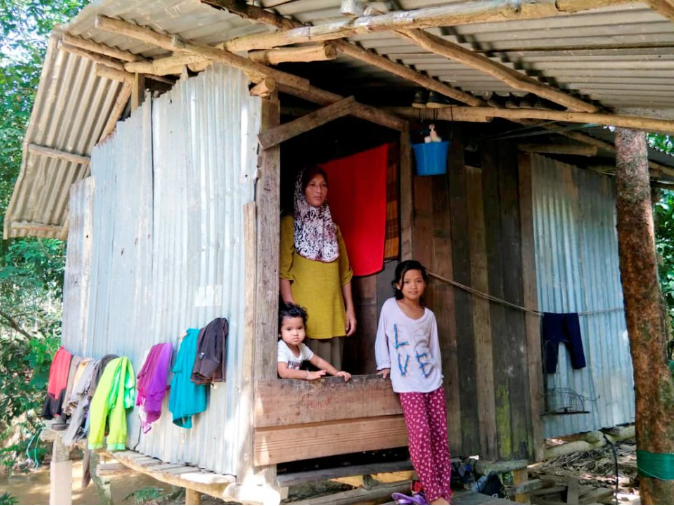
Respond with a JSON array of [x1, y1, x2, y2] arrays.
[[62, 64, 260, 473], [531, 154, 635, 438], [6, 0, 674, 237]]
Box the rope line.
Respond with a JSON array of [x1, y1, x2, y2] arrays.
[[428, 271, 623, 317]]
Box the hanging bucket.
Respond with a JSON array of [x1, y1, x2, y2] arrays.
[[412, 141, 449, 176]]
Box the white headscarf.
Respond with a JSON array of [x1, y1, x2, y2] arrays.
[[293, 169, 339, 263]]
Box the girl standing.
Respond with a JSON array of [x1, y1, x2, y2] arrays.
[[279, 167, 356, 370], [375, 260, 451, 505]]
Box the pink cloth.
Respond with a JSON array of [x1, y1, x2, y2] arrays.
[[399, 386, 452, 503], [136, 343, 173, 432], [320, 144, 388, 276]]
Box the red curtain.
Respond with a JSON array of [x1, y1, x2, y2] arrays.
[[321, 144, 388, 276]]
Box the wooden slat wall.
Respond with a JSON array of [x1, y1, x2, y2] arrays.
[[405, 126, 535, 461]]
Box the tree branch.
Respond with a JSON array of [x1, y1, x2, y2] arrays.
[[0, 309, 34, 340]]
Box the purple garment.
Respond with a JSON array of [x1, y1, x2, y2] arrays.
[[136, 343, 173, 432]]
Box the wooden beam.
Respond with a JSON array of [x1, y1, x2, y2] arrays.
[[255, 375, 402, 428], [288, 482, 412, 505], [201, 0, 485, 107], [62, 33, 140, 62], [533, 123, 674, 179], [388, 106, 674, 134], [221, 0, 637, 51], [59, 42, 125, 70], [95, 15, 309, 89], [96, 63, 133, 83], [258, 96, 355, 149], [27, 143, 90, 165], [254, 415, 408, 466], [125, 54, 205, 75], [385, 106, 491, 122], [518, 143, 599, 156], [249, 44, 337, 65], [94, 15, 404, 129], [473, 459, 530, 475], [646, 0, 674, 21], [250, 78, 277, 98], [99, 84, 132, 142], [349, 101, 406, 131], [396, 29, 598, 113]]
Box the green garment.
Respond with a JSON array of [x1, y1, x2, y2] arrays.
[[280, 215, 353, 339], [88, 357, 136, 451]]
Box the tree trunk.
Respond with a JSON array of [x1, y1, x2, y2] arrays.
[[615, 128, 674, 504]]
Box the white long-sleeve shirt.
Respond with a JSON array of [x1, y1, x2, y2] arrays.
[[375, 298, 443, 393]]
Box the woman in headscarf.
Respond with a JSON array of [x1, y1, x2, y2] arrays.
[[279, 167, 356, 370]]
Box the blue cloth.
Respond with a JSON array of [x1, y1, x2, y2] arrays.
[[169, 328, 207, 428], [542, 313, 586, 374]]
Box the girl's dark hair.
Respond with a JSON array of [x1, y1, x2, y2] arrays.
[[301, 166, 329, 192], [278, 302, 308, 334], [392, 260, 428, 300]]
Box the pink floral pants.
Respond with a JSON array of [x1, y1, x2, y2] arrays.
[[399, 386, 452, 503]]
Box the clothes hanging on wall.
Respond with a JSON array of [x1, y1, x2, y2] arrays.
[[61, 355, 83, 414], [170, 328, 207, 428], [191, 318, 228, 384], [88, 357, 136, 451], [87, 354, 119, 399], [42, 347, 73, 420], [320, 144, 389, 277], [542, 313, 586, 373], [136, 342, 173, 432], [62, 359, 97, 446]]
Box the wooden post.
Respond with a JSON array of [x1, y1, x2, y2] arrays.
[[185, 489, 201, 505], [50, 438, 72, 505], [512, 468, 530, 504], [251, 92, 281, 488], [399, 122, 413, 260], [131, 73, 146, 111], [89, 452, 113, 505], [518, 153, 544, 463], [615, 128, 674, 504], [237, 202, 257, 483], [466, 166, 497, 460]]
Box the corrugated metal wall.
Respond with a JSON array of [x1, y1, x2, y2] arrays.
[[63, 64, 261, 474], [531, 154, 635, 438]]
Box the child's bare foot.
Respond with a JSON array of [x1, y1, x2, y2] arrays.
[[430, 498, 449, 505]]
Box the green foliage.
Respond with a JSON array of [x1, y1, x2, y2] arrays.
[[124, 487, 166, 505], [0, 493, 19, 506], [649, 134, 674, 331], [655, 192, 674, 316], [0, 0, 87, 447]]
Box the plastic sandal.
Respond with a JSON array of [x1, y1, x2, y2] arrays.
[[392, 492, 429, 505]]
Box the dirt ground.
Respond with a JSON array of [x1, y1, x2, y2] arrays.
[[0, 461, 173, 505], [0, 441, 642, 505]]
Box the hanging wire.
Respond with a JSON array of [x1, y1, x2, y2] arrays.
[[25, 427, 44, 469]]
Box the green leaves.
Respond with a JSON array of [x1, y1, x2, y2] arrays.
[[0, 0, 88, 444], [649, 134, 674, 324]]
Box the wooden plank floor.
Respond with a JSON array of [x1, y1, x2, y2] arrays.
[[453, 489, 519, 505]]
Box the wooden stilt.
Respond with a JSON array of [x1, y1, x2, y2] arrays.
[[50, 439, 72, 505], [513, 468, 530, 504], [185, 488, 201, 505]]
